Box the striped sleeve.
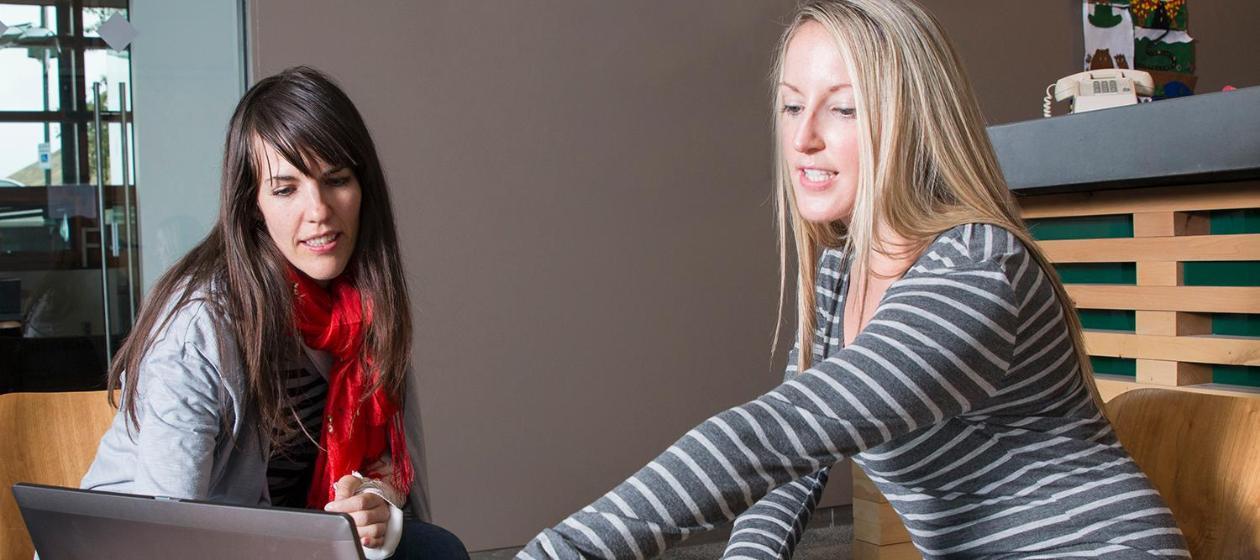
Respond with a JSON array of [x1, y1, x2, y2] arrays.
[[517, 237, 1020, 560], [721, 469, 829, 560], [722, 343, 828, 560]]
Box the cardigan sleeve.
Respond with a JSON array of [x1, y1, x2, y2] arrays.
[[517, 228, 1024, 560], [129, 302, 227, 500]]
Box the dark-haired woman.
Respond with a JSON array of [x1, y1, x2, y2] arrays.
[[82, 66, 468, 560]]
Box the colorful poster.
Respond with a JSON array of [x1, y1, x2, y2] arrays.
[[1131, 0, 1195, 96], [1134, 34, 1194, 74], [1130, 0, 1188, 30], [1084, 1, 1135, 70], [1081, 0, 1196, 98]]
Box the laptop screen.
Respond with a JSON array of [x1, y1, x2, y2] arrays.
[[13, 483, 365, 560]]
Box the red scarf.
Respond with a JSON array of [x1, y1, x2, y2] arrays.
[[290, 269, 414, 508]]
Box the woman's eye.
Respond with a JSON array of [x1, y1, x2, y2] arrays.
[[781, 104, 804, 116], [833, 106, 857, 118], [326, 175, 353, 187], [271, 186, 295, 197]]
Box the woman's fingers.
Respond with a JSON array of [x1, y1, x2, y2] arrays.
[[354, 509, 387, 549], [325, 492, 387, 517], [324, 487, 390, 549], [332, 474, 363, 501], [348, 506, 389, 527], [356, 521, 384, 539]]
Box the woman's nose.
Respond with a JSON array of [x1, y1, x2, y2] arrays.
[[793, 112, 824, 154], [303, 185, 332, 222]]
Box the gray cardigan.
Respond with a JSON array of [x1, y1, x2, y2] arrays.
[[82, 291, 342, 506]]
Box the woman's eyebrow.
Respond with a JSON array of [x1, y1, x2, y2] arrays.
[[777, 81, 853, 93], [779, 81, 802, 93], [268, 174, 299, 183], [320, 166, 349, 177]]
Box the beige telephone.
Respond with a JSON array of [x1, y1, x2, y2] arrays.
[[1042, 69, 1155, 118]]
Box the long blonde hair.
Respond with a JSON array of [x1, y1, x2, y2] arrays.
[[771, 0, 1101, 406]]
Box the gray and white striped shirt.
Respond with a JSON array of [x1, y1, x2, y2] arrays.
[[519, 224, 1187, 559]]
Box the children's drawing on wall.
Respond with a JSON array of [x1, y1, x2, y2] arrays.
[[1132, 0, 1196, 97], [1084, 1, 1134, 70], [1130, 0, 1186, 29], [1083, 0, 1196, 99]]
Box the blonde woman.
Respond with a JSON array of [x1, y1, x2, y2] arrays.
[[517, 1, 1186, 559]]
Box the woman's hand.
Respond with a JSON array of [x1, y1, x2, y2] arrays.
[[324, 474, 391, 549]]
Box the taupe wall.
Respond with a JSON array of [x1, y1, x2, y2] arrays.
[[250, 1, 802, 551], [247, 0, 1260, 552]]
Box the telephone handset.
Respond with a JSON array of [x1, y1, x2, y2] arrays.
[[1042, 69, 1155, 118]]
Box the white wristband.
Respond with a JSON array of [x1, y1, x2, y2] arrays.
[[352, 471, 405, 559], [358, 495, 403, 560]]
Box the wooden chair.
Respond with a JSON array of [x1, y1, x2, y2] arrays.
[[0, 390, 115, 560], [1106, 388, 1260, 559]]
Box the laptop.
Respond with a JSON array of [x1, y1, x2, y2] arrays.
[[13, 483, 366, 560]]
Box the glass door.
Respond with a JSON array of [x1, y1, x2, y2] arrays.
[[0, 0, 137, 393]]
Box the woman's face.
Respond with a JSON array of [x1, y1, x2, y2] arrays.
[[779, 21, 861, 225], [255, 141, 361, 285]]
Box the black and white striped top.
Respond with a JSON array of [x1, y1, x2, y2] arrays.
[[267, 366, 328, 507], [518, 224, 1188, 559]]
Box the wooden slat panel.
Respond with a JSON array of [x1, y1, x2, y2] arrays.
[[1136, 359, 1213, 386], [853, 462, 887, 504], [1085, 331, 1260, 366], [1134, 311, 1212, 337], [1132, 211, 1210, 238], [1097, 376, 1137, 402], [1066, 286, 1260, 314], [853, 541, 922, 560], [854, 498, 912, 545], [1039, 234, 1260, 263], [1136, 262, 1180, 286], [1096, 375, 1260, 403], [1018, 181, 1260, 219]]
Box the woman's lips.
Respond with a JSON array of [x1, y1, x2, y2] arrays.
[[797, 168, 837, 192], [301, 232, 340, 254]]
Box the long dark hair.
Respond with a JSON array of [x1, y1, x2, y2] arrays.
[[109, 66, 413, 436]]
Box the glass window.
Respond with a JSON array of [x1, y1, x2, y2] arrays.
[[1, 0, 136, 394], [0, 5, 61, 112], [81, 6, 126, 39], [0, 122, 61, 187], [84, 49, 130, 113]]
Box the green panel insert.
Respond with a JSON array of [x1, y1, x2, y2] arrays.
[[1212, 365, 1260, 388], [1209, 313, 1258, 387], [1183, 261, 1260, 287], [1212, 313, 1260, 337], [1091, 356, 1136, 377], [1209, 209, 1260, 235], [1027, 214, 1134, 241], [1079, 309, 1136, 331], [1054, 263, 1136, 285]]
